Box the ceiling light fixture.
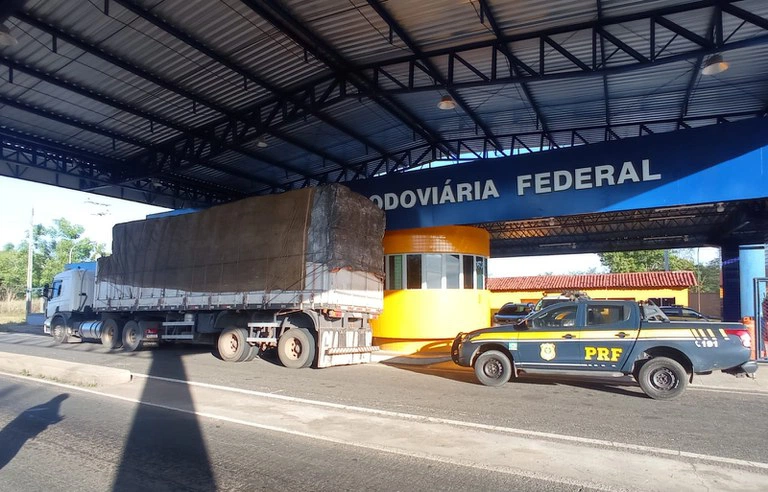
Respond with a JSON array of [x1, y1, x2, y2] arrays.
[[437, 95, 456, 110], [256, 137, 268, 148], [716, 202, 725, 213], [0, 24, 17, 47], [701, 54, 729, 75]]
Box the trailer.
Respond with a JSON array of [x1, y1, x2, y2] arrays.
[[43, 184, 385, 368]]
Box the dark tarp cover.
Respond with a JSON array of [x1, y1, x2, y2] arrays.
[[97, 185, 385, 292]]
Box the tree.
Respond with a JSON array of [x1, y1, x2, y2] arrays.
[[0, 219, 106, 303], [598, 249, 720, 293]]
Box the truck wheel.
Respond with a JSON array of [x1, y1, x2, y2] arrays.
[[101, 318, 122, 349], [277, 328, 315, 369], [122, 320, 143, 352], [474, 350, 512, 387], [217, 327, 250, 362], [637, 357, 688, 400], [51, 319, 69, 344]]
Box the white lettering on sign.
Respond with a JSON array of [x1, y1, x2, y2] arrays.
[[367, 159, 661, 211], [516, 159, 661, 196], [369, 179, 500, 211]]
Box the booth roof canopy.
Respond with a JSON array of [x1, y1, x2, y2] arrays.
[[488, 271, 699, 292], [1, 0, 768, 209]]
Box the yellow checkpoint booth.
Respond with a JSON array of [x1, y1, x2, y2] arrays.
[[372, 225, 492, 353]]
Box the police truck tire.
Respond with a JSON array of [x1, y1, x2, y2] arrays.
[[122, 320, 143, 352], [217, 327, 249, 362], [277, 328, 315, 369], [51, 319, 69, 344], [101, 318, 122, 349], [474, 350, 512, 387], [637, 357, 688, 400]]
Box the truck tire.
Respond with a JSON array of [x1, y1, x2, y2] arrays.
[[101, 318, 122, 349], [277, 328, 315, 369], [474, 350, 512, 387], [122, 320, 143, 352], [217, 327, 250, 362], [636, 357, 688, 400], [51, 318, 69, 344]]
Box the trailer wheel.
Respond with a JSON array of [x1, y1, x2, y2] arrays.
[[101, 318, 122, 349], [122, 320, 143, 352], [51, 318, 69, 344], [277, 328, 315, 369], [217, 327, 250, 362]]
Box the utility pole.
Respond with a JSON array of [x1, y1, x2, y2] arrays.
[[25, 209, 34, 316]]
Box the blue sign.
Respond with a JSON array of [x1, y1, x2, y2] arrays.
[[347, 118, 768, 230]]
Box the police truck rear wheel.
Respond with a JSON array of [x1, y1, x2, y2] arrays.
[[217, 327, 249, 362], [474, 350, 512, 387], [637, 357, 688, 400], [277, 328, 315, 369]]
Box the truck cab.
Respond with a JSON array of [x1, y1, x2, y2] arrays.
[[44, 268, 94, 319]]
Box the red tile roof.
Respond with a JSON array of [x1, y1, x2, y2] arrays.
[[488, 271, 698, 291]]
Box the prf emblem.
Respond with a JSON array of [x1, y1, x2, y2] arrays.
[[540, 343, 556, 361]]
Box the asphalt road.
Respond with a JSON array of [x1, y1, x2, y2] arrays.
[[1, 325, 767, 491], [0, 377, 597, 492]]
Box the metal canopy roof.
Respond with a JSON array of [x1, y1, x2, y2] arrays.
[[1, 1, 767, 255]]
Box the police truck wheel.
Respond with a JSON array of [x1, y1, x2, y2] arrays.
[[474, 350, 512, 387], [122, 320, 143, 352], [637, 357, 688, 400], [101, 318, 122, 349], [277, 328, 315, 369], [217, 327, 249, 362], [51, 319, 69, 344]]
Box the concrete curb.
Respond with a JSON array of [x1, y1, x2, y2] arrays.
[[0, 352, 132, 387]]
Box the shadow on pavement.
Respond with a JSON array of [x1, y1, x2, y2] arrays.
[[0, 393, 68, 470], [111, 348, 217, 491], [384, 359, 647, 397]]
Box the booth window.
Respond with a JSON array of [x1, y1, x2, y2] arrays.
[[406, 254, 422, 289], [386, 255, 403, 290], [446, 254, 460, 289], [425, 254, 442, 289], [385, 253, 488, 290]]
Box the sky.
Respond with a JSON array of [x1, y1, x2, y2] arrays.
[[0, 176, 718, 276]]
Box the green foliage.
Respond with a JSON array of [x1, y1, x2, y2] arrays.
[[598, 249, 721, 293], [0, 218, 106, 301]]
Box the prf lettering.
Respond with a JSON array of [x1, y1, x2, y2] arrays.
[[584, 346, 623, 362]]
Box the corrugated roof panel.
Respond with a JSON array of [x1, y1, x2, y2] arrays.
[[368, 0, 494, 52], [600, 0, 698, 18], [491, 0, 598, 36], [295, 1, 406, 65]]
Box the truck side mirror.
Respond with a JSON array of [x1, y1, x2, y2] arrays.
[[42, 284, 50, 299]]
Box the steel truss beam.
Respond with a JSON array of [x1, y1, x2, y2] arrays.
[[485, 200, 768, 257], [111, 0, 391, 177], [478, 0, 554, 145], [13, 11, 359, 187], [366, 0, 504, 154], [347, 0, 768, 94], [261, 111, 767, 193], [240, 0, 457, 159], [0, 128, 233, 207]]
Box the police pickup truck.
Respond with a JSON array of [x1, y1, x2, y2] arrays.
[[451, 300, 757, 400]]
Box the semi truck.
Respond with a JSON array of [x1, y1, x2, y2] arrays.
[[42, 184, 385, 368]]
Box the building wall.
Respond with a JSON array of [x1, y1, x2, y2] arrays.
[[490, 287, 690, 313]]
